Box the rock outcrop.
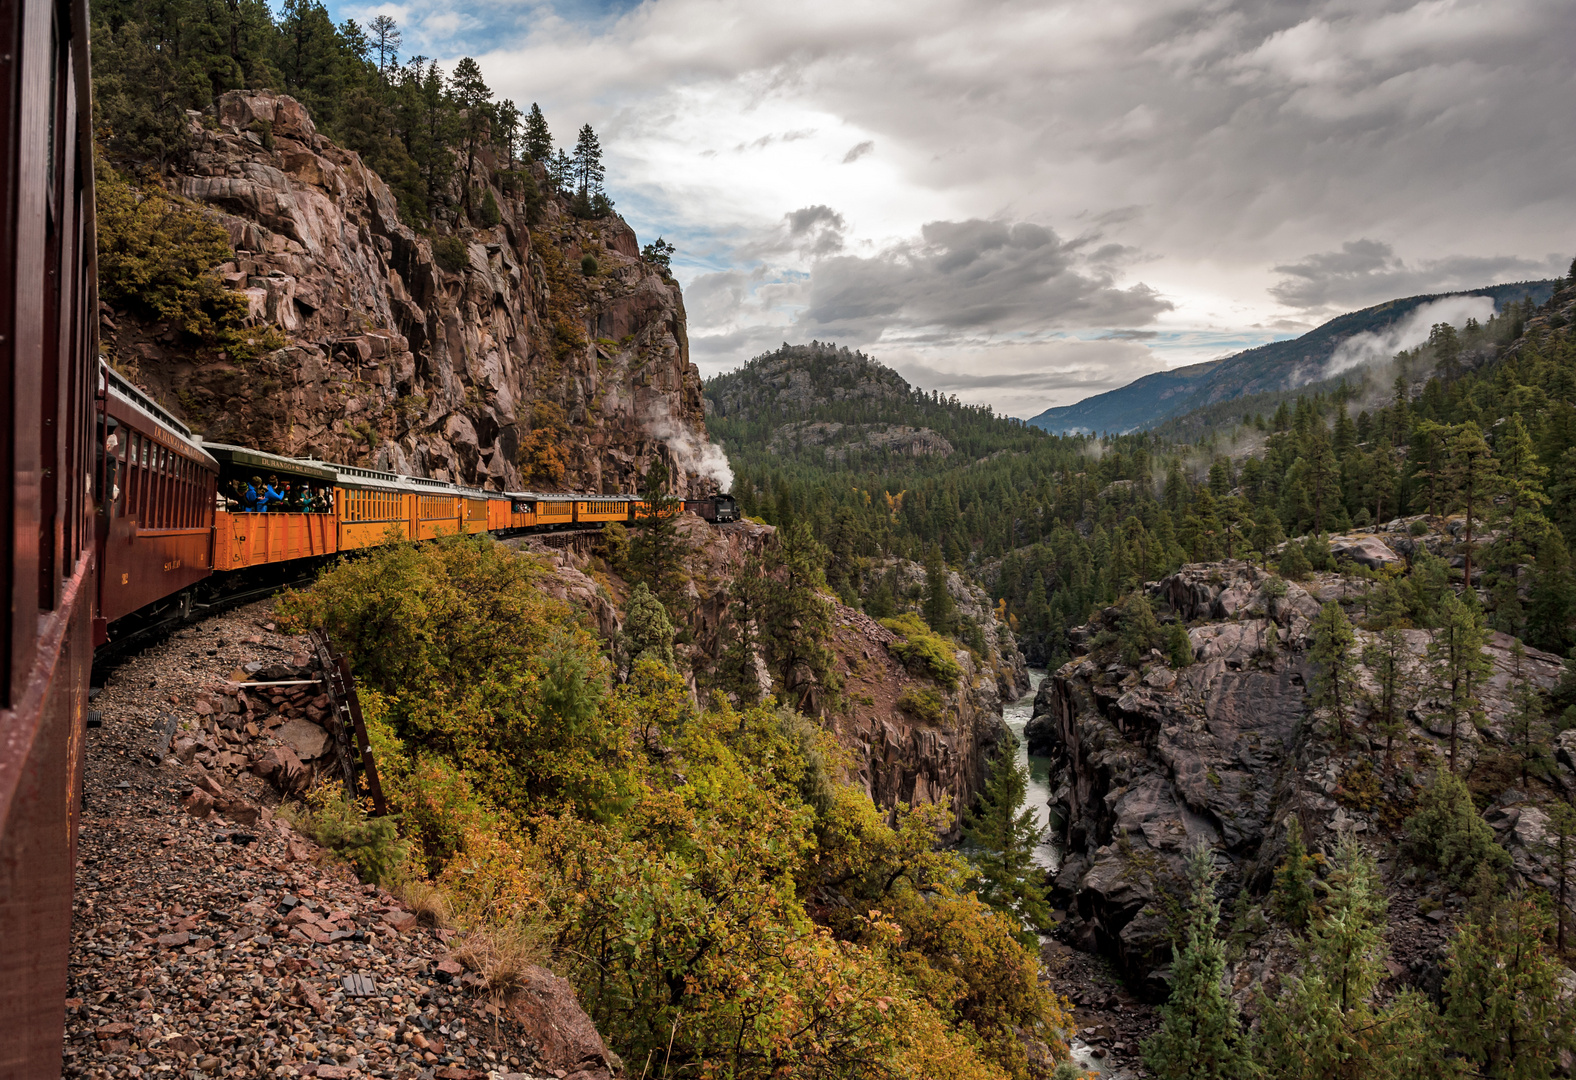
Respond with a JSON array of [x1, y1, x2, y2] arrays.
[[767, 420, 955, 461], [105, 91, 722, 496], [1036, 558, 1567, 997], [819, 558, 1030, 831]]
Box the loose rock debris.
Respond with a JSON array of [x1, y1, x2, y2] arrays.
[[65, 601, 593, 1080]]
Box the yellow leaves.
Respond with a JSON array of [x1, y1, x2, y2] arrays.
[[883, 488, 907, 521]]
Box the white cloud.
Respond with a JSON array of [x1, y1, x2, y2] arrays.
[[340, 0, 1576, 414], [1325, 294, 1496, 375]]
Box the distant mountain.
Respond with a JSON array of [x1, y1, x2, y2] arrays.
[[1027, 281, 1557, 435]]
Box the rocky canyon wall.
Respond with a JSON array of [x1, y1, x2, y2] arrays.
[[104, 90, 721, 496]]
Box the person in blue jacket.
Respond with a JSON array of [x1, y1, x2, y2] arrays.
[[243, 476, 261, 513], [262, 474, 284, 512]]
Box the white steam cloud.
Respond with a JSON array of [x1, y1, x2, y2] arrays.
[[645, 401, 736, 493], [1325, 294, 1497, 377]]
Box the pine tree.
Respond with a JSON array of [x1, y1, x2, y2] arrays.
[[1427, 593, 1493, 771], [1120, 592, 1161, 666], [1362, 627, 1416, 771], [619, 582, 677, 674], [1527, 530, 1576, 654], [523, 102, 552, 161], [1305, 428, 1342, 533], [760, 519, 834, 713], [1167, 621, 1193, 668], [572, 123, 605, 200], [1444, 420, 1500, 588], [548, 148, 573, 192], [1254, 835, 1442, 1079], [1218, 496, 1250, 560], [1278, 538, 1312, 581], [1544, 801, 1576, 955], [1311, 601, 1358, 744], [1273, 819, 1316, 929], [1496, 412, 1550, 544], [1249, 510, 1285, 570], [630, 461, 685, 609], [963, 741, 1051, 938], [447, 57, 492, 215], [494, 99, 520, 168], [716, 555, 764, 705], [1403, 769, 1510, 889], [1505, 641, 1551, 789], [1142, 842, 1248, 1080], [368, 13, 401, 77], [1443, 893, 1576, 1078], [923, 542, 956, 635], [1370, 447, 1398, 525]]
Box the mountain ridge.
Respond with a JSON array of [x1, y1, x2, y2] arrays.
[[1028, 280, 1557, 435]]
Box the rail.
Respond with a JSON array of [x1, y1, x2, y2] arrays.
[[309, 631, 388, 816]]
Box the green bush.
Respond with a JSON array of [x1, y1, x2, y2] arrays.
[[433, 234, 468, 272], [1305, 534, 1334, 571], [882, 614, 962, 690], [1278, 540, 1312, 580], [1403, 769, 1511, 889], [292, 791, 409, 887], [581, 253, 599, 277], [476, 187, 502, 227], [97, 167, 245, 342], [898, 686, 947, 725]]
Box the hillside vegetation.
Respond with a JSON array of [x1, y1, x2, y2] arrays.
[[277, 538, 1072, 1080]]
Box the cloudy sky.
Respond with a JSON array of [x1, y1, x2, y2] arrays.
[[331, 0, 1576, 419]]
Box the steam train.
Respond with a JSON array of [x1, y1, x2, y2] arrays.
[[97, 361, 737, 649], [0, 0, 733, 1065]]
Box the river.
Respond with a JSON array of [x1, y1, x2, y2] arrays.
[[1001, 670, 1060, 871], [1005, 672, 1114, 1075]]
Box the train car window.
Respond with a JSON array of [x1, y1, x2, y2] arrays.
[[129, 433, 142, 521]]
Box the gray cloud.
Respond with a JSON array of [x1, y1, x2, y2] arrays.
[[801, 218, 1172, 338], [841, 140, 874, 164], [457, 0, 1576, 414], [735, 204, 849, 260], [1271, 239, 1563, 312]]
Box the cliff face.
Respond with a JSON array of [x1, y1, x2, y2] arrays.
[[1032, 556, 1568, 997], [104, 91, 722, 495], [827, 560, 1031, 831]]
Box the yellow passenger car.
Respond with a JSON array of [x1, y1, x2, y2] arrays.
[[336, 465, 409, 549], [575, 496, 632, 523]]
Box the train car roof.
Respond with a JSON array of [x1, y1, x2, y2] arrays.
[[201, 442, 340, 483], [504, 491, 632, 502], [102, 365, 220, 470]]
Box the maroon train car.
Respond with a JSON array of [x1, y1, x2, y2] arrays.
[[0, 0, 101, 1071], [95, 365, 219, 641]]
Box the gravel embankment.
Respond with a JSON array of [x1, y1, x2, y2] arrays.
[[64, 601, 557, 1080]]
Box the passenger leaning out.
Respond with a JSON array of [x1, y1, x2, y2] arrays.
[[263, 475, 283, 512], [244, 476, 262, 513]]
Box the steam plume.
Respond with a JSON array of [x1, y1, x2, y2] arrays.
[[645, 400, 736, 492]]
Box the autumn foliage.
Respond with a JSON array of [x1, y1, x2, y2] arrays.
[[278, 536, 1074, 1078]]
